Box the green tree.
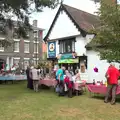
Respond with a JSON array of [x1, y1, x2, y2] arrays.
[[89, 0, 120, 62], [0, 0, 60, 46]]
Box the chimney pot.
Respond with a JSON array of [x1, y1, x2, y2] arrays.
[[33, 20, 38, 27]]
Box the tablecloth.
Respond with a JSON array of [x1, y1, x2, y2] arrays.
[[39, 79, 86, 90], [87, 85, 120, 95], [0, 75, 27, 81], [74, 80, 86, 90], [39, 79, 56, 87]]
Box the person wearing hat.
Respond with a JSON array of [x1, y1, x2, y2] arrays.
[[104, 63, 119, 105]]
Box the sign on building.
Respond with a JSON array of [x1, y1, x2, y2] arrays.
[[48, 41, 56, 58]]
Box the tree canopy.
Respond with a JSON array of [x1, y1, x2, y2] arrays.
[[89, 0, 120, 62], [0, 0, 60, 46]]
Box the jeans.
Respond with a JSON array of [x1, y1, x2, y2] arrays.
[[59, 80, 64, 96], [105, 84, 117, 102]]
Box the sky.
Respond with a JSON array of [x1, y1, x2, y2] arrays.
[[29, 0, 100, 36]]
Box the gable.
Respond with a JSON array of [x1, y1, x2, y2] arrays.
[[48, 11, 80, 40]]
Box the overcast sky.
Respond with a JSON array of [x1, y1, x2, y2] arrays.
[[30, 0, 99, 35]]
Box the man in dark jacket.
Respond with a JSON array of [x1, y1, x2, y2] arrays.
[[26, 66, 33, 89]]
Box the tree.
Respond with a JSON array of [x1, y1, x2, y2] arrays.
[[88, 0, 120, 62], [0, 0, 60, 46]]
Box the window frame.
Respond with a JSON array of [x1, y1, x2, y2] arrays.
[[14, 41, 20, 52], [59, 38, 75, 54], [33, 30, 38, 38], [34, 43, 39, 53], [0, 37, 5, 52], [24, 42, 30, 53]]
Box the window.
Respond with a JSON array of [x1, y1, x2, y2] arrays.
[[33, 58, 39, 66], [13, 58, 20, 69], [33, 60, 37, 66], [13, 28, 20, 39], [34, 43, 38, 53], [14, 41, 19, 52], [0, 24, 6, 35], [0, 44, 4, 52], [59, 39, 75, 53], [0, 38, 5, 52], [24, 60, 29, 70], [24, 42, 29, 53], [33, 30, 38, 38]]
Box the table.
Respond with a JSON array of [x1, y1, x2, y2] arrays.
[[74, 80, 86, 90], [74, 81, 86, 96], [40, 79, 86, 88], [0, 75, 27, 81], [87, 84, 120, 95], [39, 79, 56, 87], [0, 75, 27, 84]]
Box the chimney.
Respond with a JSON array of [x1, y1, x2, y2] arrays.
[[33, 20, 38, 27]]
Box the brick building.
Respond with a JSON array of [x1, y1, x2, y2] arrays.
[[0, 20, 44, 70]]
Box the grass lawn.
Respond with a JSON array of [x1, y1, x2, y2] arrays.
[[0, 82, 120, 120]]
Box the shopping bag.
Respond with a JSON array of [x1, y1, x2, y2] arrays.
[[64, 84, 68, 92], [56, 85, 60, 93]]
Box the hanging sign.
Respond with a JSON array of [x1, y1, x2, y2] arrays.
[[48, 41, 56, 58]]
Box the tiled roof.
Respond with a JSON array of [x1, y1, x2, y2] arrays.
[[62, 4, 100, 32], [44, 4, 100, 41]]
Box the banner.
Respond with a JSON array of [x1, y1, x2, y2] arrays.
[[48, 41, 56, 58], [58, 58, 79, 64]]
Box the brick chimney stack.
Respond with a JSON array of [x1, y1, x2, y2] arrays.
[[33, 20, 38, 27]]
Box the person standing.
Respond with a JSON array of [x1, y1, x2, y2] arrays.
[[56, 66, 65, 96], [26, 66, 30, 88], [64, 70, 73, 98], [26, 66, 33, 89], [30, 66, 39, 92], [104, 63, 119, 105]]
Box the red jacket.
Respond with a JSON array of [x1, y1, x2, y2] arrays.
[[107, 66, 119, 85], [64, 76, 72, 89]]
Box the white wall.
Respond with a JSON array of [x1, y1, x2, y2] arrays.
[[49, 11, 80, 40], [75, 36, 86, 56], [75, 34, 94, 56], [85, 34, 94, 44], [87, 50, 109, 83], [86, 50, 120, 83]]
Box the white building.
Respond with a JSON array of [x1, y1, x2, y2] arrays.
[[44, 4, 119, 83]]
